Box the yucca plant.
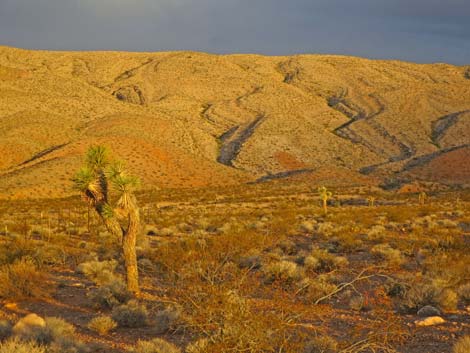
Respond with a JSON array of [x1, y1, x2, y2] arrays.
[[72, 146, 140, 294], [318, 186, 333, 214]]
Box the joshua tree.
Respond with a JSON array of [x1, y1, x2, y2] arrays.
[[418, 191, 427, 205], [367, 196, 376, 207], [318, 186, 333, 214], [73, 146, 141, 294]]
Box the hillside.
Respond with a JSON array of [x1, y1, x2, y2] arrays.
[[0, 46, 469, 198]]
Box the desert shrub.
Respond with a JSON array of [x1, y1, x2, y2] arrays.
[[458, 283, 470, 303], [366, 225, 386, 239], [132, 338, 181, 353], [304, 335, 338, 353], [371, 244, 404, 266], [454, 335, 470, 353], [185, 338, 210, 353], [0, 257, 51, 300], [299, 221, 317, 233], [400, 282, 440, 313], [154, 306, 182, 334], [0, 320, 12, 341], [0, 338, 45, 353], [18, 317, 75, 345], [138, 258, 156, 275], [237, 255, 261, 269], [76, 259, 119, 285], [87, 279, 131, 309], [112, 300, 149, 328], [349, 296, 365, 311], [33, 245, 67, 266], [263, 260, 304, 285], [317, 222, 334, 236], [297, 277, 337, 303], [277, 239, 297, 255], [438, 289, 458, 311], [305, 248, 348, 272], [87, 316, 117, 335]]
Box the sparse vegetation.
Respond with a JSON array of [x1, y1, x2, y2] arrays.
[[0, 184, 469, 353]]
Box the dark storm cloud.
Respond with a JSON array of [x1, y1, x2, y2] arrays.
[[0, 0, 469, 64]]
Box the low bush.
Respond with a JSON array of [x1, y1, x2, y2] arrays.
[[0, 257, 51, 300], [0, 320, 12, 341], [154, 306, 182, 334], [0, 338, 45, 353], [76, 259, 119, 285], [87, 316, 117, 335], [458, 283, 470, 304], [453, 335, 470, 353], [371, 244, 404, 266], [303, 335, 338, 353], [87, 279, 131, 309], [132, 338, 181, 353], [112, 300, 149, 328], [262, 260, 304, 285]]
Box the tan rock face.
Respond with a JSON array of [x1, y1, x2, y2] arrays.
[[0, 46, 469, 198], [12, 313, 46, 336]]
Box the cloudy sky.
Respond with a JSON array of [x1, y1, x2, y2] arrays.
[[1, 0, 469, 64]]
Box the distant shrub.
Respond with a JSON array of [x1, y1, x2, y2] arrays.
[[317, 222, 334, 236], [154, 306, 182, 334], [87, 279, 131, 309], [76, 259, 119, 285], [185, 338, 209, 353], [349, 296, 365, 311], [297, 276, 337, 303], [0, 320, 12, 341], [303, 335, 338, 353], [458, 283, 470, 303], [0, 338, 45, 353], [299, 221, 317, 234], [262, 260, 304, 285], [0, 257, 51, 300], [87, 316, 117, 335], [366, 225, 386, 239], [400, 282, 440, 313], [18, 317, 75, 345], [12, 316, 84, 353], [371, 244, 404, 266], [454, 336, 470, 353], [112, 300, 149, 328], [132, 338, 181, 353], [438, 289, 458, 311], [305, 248, 348, 272]]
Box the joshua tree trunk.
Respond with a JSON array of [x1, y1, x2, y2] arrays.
[[122, 195, 140, 294]]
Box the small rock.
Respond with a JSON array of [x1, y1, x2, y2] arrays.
[[12, 313, 46, 336], [415, 316, 445, 327], [417, 305, 441, 317]]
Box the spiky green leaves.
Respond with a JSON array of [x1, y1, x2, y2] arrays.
[[72, 167, 95, 193], [107, 161, 140, 194], [72, 145, 139, 205], [86, 145, 109, 171]]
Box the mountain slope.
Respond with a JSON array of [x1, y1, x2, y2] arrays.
[[0, 46, 469, 198]]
